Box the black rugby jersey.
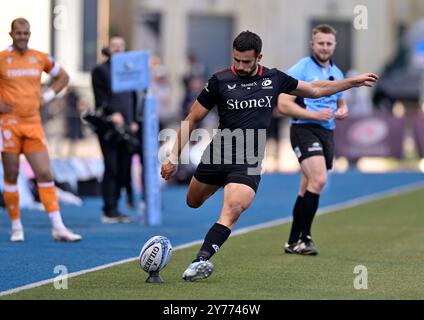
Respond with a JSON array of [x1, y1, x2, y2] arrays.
[[197, 65, 298, 166], [198, 65, 298, 131]]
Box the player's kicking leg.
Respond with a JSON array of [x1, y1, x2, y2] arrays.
[[183, 182, 255, 281], [186, 176, 221, 209]]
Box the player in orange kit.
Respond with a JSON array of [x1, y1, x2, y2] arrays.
[[0, 17, 82, 242]]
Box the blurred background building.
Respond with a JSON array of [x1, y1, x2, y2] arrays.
[[1, 0, 424, 173]]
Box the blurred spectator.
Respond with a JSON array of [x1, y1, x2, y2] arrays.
[[129, 95, 146, 212], [64, 86, 84, 156], [91, 36, 138, 223], [182, 74, 218, 130], [182, 52, 206, 92], [173, 75, 208, 185], [420, 69, 424, 109], [181, 75, 205, 118], [266, 110, 285, 172], [151, 65, 175, 131]]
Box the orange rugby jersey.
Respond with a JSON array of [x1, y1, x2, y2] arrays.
[[0, 46, 60, 123]]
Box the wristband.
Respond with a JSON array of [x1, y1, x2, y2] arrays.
[[42, 88, 56, 104]]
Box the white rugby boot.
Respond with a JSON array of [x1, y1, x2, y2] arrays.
[[10, 228, 24, 242], [182, 260, 214, 282], [52, 228, 82, 242]]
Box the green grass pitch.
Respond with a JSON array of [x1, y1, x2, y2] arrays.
[[3, 186, 424, 300]]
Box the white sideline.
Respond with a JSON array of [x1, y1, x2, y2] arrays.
[[1, 180, 423, 297]]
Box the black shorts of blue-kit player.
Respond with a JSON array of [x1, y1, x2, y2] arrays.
[[290, 123, 334, 170]]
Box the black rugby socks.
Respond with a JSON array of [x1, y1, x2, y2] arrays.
[[300, 190, 320, 240], [194, 223, 231, 262], [288, 195, 303, 244]]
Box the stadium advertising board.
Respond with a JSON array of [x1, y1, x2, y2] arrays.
[[334, 115, 405, 160], [413, 116, 424, 158]]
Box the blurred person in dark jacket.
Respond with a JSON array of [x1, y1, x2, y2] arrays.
[[91, 36, 139, 223]]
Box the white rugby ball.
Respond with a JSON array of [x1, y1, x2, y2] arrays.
[[139, 235, 172, 273]]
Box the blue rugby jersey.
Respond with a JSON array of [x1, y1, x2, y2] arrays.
[[286, 56, 344, 130]]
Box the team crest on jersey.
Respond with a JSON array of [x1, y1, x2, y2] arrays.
[[261, 78, 273, 89], [3, 130, 12, 140]]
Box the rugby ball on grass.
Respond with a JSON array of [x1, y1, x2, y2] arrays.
[[139, 235, 172, 273]]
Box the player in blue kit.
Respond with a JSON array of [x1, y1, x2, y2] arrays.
[[161, 30, 378, 281], [281, 25, 350, 255]]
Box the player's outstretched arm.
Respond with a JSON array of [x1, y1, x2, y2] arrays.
[[277, 93, 332, 121], [290, 73, 379, 99], [160, 100, 209, 180]]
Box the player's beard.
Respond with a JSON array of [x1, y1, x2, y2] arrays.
[[14, 40, 28, 52], [236, 64, 258, 78], [314, 52, 331, 65]]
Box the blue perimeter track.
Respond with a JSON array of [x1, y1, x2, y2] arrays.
[[0, 171, 423, 292]]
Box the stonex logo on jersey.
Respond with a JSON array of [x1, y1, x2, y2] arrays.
[[241, 81, 257, 88], [226, 96, 272, 110]]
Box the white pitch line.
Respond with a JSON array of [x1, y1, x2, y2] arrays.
[[0, 257, 138, 297], [0, 240, 207, 297], [1, 180, 423, 297]]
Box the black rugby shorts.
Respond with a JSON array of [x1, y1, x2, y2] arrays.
[[194, 163, 261, 193], [290, 123, 334, 170]]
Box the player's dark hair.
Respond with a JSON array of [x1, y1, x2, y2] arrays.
[[233, 31, 262, 56]]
